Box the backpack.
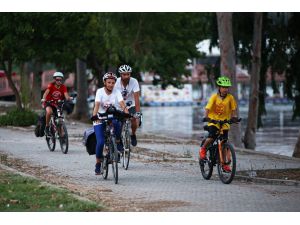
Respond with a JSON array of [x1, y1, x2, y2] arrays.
[[83, 127, 96, 155], [34, 112, 46, 137]]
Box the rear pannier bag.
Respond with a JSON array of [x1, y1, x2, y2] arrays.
[[34, 112, 46, 137], [83, 127, 96, 155]]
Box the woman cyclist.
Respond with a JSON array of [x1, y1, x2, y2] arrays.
[[92, 72, 128, 175]]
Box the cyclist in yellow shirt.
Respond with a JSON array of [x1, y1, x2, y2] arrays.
[[199, 76, 239, 172]]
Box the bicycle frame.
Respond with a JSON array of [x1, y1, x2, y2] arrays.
[[45, 100, 69, 154], [200, 118, 241, 184]]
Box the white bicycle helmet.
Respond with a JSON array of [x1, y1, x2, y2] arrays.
[[103, 72, 117, 82], [53, 72, 64, 79], [118, 64, 132, 74]]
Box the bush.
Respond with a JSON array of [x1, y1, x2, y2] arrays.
[[0, 108, 38, 127]]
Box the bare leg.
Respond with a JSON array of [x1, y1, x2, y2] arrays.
[[203, 138, 213, 149], [45, 106, 53, 126], [131, 117, 138, 135]]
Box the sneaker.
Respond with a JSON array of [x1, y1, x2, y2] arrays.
[[222, 165, 231, 173], [199, 147, 206, 160], [131, 134, 137, 146], [45, 126, 50, 137], [95, 163, 101, 175]]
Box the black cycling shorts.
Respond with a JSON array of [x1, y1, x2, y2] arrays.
[[208, 125, 228, 140]]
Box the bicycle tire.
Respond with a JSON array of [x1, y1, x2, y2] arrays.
[[59, 123, 69, 154], [46, 124, 56, 152], [123, 127, 131, 170], [217, 142, 236, 184], [199, 151, 214, 180], [110, 138, 118, 184], [102, 156, 109, 179]]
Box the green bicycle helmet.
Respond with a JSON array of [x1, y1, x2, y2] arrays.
[[216, 76, 232, 87]]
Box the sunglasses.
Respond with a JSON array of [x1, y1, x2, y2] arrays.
[[55, 79, 63, 82]]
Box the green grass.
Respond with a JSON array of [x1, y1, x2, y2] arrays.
[[0, 170, 104, 211]]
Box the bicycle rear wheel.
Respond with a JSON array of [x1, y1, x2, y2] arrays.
[[110, 139, 118, 184], [122, 128, 131, 170], [217, 142, 236, 184], [58, 123, 69, 154], [46, 125, 56, 151]]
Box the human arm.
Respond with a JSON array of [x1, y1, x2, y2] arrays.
[[64, 92, 72, 101], [119, 100, 129, 114], [41, 89, 50, 102], [202, 109, 210, 122], [133, 91, 141, 113], [231, 109, 237, 118], [93, 102, 100, 116]]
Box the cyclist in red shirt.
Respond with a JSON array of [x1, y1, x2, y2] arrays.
[[41, 72, 72, 136]]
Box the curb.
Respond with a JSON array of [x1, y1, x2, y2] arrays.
[[235, 175, 299, 186], [235, 147, 300, 161]]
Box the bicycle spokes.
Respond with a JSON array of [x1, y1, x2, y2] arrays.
[[217, 143, 236, 184]]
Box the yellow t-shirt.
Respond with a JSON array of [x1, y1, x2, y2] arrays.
[[205, 93, 237, 129]]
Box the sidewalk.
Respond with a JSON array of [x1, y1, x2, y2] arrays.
[[1, 123, 300, 211]]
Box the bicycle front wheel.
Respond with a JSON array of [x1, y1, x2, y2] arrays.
[[110, 139, 118, 184], [217, 142, 236, 184], [102, 155, 109, 179], [46, 125, 56, 152], [122, 129, 131, 170], [58, 123, 69, 154], [199, 144, 214, 180]]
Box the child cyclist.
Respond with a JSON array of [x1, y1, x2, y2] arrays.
[[92, 72, 129, 175], [199, 76, 239, 172]]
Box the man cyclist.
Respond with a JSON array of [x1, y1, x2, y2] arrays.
[[41, 72, 72, 136], [92, 72, 128, 175], [115, 64, 141, 146], [199, 76, 238, 172]]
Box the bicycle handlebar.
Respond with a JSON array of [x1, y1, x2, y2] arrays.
[[45, 99, 65, 104], [206, 118, 242, 125], [91, 109, 132, 122]]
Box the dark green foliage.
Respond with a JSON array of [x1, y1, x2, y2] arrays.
[[209, 12, 300, 123], [0, 108, 38, 126]]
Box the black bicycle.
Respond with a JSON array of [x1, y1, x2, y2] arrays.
[[45, 100, 69, 154], [92, 107, 131, 184], [120, 116, 131, 170], [199, 118, 241, 184]]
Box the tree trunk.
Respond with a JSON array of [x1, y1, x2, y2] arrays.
[[244, 13, 263, 150], [293, 129, 300, 158], [1, 60, 23, 109], [20, 62, 31, 109], [72, 58, 89, 120], [31, 60, 43, 109], [216, 12, 243, 147]]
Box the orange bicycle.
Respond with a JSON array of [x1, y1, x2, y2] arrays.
[[199, 118, 241, 184]]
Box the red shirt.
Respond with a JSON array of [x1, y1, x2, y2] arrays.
[[45, 82, 67, 104]]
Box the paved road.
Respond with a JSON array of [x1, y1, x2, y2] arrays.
[[0, 124, 300, 211]]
